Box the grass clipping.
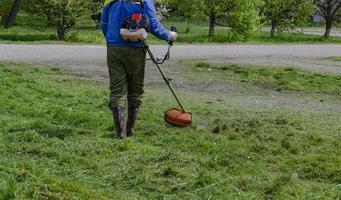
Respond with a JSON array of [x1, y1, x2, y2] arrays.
[[0, 63, 340, 199]]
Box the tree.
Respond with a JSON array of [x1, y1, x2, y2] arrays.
[[217, 0, 260, 41], [195, 0, 237, 37], [165, 0, 259, 40], [199, 0, 260, 38], [90, 0, 104, 28], [262, 0, 315, 37], [25, 0, 91, 40], [316, 0, 341, 38], [0, 0, 13, 25], [166, 0, 199, 33], [4, 0, 22, 28]]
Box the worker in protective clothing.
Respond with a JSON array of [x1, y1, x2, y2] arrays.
[[101, 0, 177, 139]]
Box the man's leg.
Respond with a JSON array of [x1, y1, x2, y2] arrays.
[[125, 47, 146, 137], [107, 47, 128, 139]]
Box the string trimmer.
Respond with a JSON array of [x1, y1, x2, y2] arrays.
[[143, 26, 192, 127]]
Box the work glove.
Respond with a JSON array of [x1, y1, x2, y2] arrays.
[[170, 31, 178, 41]]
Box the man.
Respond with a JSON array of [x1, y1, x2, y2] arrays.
[[101, 0, 177, 139]]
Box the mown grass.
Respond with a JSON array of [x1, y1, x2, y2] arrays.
[[0, 63, 340, 199], [332, 56, 341, 62], [190, 61, 341, 95], [1, 13, 341, 44], [249, 31, 341, 44]]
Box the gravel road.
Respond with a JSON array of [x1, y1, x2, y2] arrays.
[[1, 44, 341, 78]]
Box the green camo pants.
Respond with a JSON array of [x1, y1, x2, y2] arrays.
[[107, 46, 146, 109]]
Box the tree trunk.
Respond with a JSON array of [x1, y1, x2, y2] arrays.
[[271, 21, 276, 38], [186, 17, 190, 33], [4, 0, 22, 28], [324, 17, 332, 38], [57, 27, 66, 41], [323, 0, 334, 38], [209, 13, 216, 37], [57, 24, 73, 41]]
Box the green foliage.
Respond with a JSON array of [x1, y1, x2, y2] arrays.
[[201, 0, 260, 40], [165, 0, 260, 40], [166, 0, 199, 18], [0, 0, 13, 24], [90, 0, 103, 13], [24, 0, 91, 40], [223, 0, 260, 41], [3, 18, 341, 44], [261, 0, 316, 36]]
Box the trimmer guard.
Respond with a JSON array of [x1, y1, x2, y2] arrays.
[[165, 108, 192, 127]]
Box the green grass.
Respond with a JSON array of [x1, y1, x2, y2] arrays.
[[0, 26, 105, 44], [1, 13, 341, 44], [249, 31, 341, 44], [190, 61, 341, 95], [332, 56, 341, 62], [0, 63, 340, 199]]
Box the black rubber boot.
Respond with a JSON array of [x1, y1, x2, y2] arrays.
[[126, 104, 140, 137], [112, 107, 127, 139]]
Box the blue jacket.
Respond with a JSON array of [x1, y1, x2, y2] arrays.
[[101, 0, 172, 47]]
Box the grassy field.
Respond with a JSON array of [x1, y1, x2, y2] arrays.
[[332, 56, 341, 62], [190, 61, 341, 95], [0, 62, 340, 199], [1, 13, 341, 44]]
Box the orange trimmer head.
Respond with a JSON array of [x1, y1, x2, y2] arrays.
[[165, 108, 192, 127], [143, 31, 193, 127]]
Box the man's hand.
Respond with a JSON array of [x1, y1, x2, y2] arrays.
[[170, 31, 177, 41]]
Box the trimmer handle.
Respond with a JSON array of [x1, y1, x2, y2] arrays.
[[168, 25, 177, 46], [171, 25, 177, 33]]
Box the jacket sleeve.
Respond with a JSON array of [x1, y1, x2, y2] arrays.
[[101, 4, 110, 36], [144, 0, 172, 41]]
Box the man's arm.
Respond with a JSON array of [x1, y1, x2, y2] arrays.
[[101, 4, 110, 36], [144, 0, 172, 41]]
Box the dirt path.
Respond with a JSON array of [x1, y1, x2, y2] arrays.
[[1, 44, 341, 77], [1, 44, 340, 113]]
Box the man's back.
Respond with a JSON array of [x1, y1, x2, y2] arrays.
[[101, 0, 171, 47]]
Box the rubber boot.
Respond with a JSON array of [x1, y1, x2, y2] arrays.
[[112, 107, 127, 139], [126, 104, 140, 137]]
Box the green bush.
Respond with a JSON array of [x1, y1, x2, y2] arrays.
[[0, 0, 13, 24]]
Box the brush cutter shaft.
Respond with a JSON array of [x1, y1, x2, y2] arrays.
[[146, 45, 171, 64], [145, 45, 186, 112]]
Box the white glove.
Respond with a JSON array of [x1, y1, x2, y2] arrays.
[[170, 31, 178, 41]]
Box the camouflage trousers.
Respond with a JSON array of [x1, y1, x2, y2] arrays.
[[107, 46, 146, 109]]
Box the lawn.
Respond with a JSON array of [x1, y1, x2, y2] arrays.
[[332, 56, 341, 62], [190, 61, 341, 95], [0, 62, 340, 199]]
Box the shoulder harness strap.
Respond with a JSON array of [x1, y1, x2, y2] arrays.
[[106, 0, 144, 9]]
